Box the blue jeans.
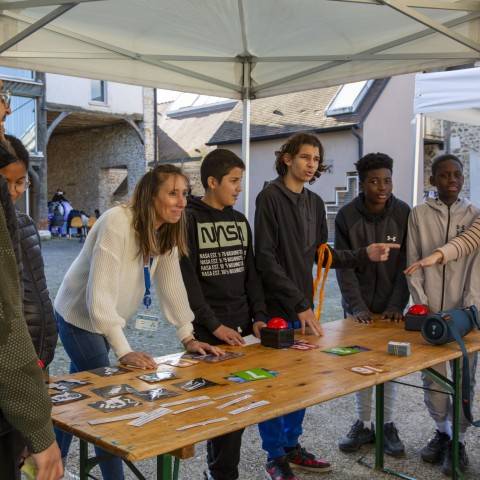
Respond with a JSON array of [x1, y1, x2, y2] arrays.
[[258, 409, 305, 460], [55, 312, 125, 480]]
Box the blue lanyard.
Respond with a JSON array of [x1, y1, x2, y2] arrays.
[[143, 256, 154, 308]]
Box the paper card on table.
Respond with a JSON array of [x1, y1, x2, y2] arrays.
[[91, 384, 135, 398], [289, 339, 319, 350], [89, 366, 130, 377], [224, 368, 279, 384], [183, 351, 245, 363], [347, 364, 392, 376], [138, 372, 180, 383], [88, 395, 142, 412], [51, 390, 90, 405], [48, 379, 91, 391], [240, 334, 261, 346], [172, 377, 219, 391], [130, 388, 181, 402], [322, 346, 364, 356], [231, 368, 276, 382]]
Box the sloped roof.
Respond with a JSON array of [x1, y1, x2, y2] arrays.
[[157, 101, 235, 162], [208, 79, 388, 145]]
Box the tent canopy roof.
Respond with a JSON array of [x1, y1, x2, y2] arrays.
[[1, 0, 480, 99], [414, 66, 480, 125]]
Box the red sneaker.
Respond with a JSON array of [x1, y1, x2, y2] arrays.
[[286, 444, 332, 473]]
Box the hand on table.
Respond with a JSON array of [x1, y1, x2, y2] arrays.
[[381, 310, 404, 322], [404, 251, 443, 275], [297, 309, 324, 336], [213, 324, 245, 345], [120, 351, 157, 369], [366, 243, 400, 262], [353, 311, 373, 324], [186, 339, 224, 356]]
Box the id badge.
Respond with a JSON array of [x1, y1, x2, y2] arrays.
[[135, 312, 159, 331]]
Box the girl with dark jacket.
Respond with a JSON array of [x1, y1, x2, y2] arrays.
[[0, 134, 57, 368]]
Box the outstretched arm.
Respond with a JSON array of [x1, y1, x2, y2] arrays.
[[404, 250, 443, 275]]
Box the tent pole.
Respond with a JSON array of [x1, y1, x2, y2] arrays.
[[242, 60, 252, 219], [412, 113, 424, 207]]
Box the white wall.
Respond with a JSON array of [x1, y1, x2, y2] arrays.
[[45, 74, 143, 114], [363, 74, 417, 205]]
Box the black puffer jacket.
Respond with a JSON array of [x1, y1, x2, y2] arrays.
[[17, 212, 57, 367]]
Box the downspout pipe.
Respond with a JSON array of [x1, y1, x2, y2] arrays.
[[351, 126, 363, 160]]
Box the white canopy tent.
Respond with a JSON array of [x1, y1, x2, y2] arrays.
[[1, 1, 480, 99], [414, 66, 480, 125], [412, 66, 480, 206], [1, 0, 480, 210]]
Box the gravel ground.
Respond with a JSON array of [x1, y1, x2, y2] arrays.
[[42, 238, 479, 480]]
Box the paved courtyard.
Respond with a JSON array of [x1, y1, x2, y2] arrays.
[[42, 238, 479, 480]]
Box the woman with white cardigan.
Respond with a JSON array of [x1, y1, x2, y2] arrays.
[[54, 164, 222, 480]]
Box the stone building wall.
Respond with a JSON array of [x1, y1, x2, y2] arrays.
[[47, 123, 146, 215]]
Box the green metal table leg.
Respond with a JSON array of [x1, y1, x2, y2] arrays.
[[375, 382, 385, 470], [157, 454, 179, 480], [79, 439, 88, 480], [452, 358, 465, 480]]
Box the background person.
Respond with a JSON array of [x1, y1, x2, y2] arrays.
[[0, 138, 63, 479], [335, 153, 409, 456], [53, 165, 222, 480], [0, 134, 57, 370]]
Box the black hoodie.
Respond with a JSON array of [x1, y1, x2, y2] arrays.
[[180, 197, 266, 344], [335, 193, 410, 316], [254, 177, 369, 321]]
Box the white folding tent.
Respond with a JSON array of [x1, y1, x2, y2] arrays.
[[412, 66, 480, 206], [1, 1, 480, 99], [1, 0, 480, 209], [414, 67, 480, 125]]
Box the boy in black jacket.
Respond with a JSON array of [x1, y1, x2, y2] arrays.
[[335, 153, 409, 457], [180, 149, 267, 480], [255, 133, 397, 480]]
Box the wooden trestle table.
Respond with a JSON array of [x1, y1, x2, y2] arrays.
[[51, 317, 480, 480]]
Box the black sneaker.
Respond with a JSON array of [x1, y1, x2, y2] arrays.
[[339, 420, 375, 452], [442, 440, 469, 475], [265, 456, 298, 480], [420, 430, 450, 463], [384, 422, 405, 457]]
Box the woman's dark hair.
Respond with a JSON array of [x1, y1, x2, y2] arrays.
[[4, 134, 29, 169], [274, 132, 326, 184]]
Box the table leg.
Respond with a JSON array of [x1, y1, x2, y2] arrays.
[[375, 382, 385, 470], [157, 454, 180, 480], [78, 439, 180, 480], [451, 358, 464, 480], [357, 383, 418, 479]]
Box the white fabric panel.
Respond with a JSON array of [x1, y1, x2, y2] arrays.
[[0, 0, 477, 98], [414, 68, 480, 125]]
